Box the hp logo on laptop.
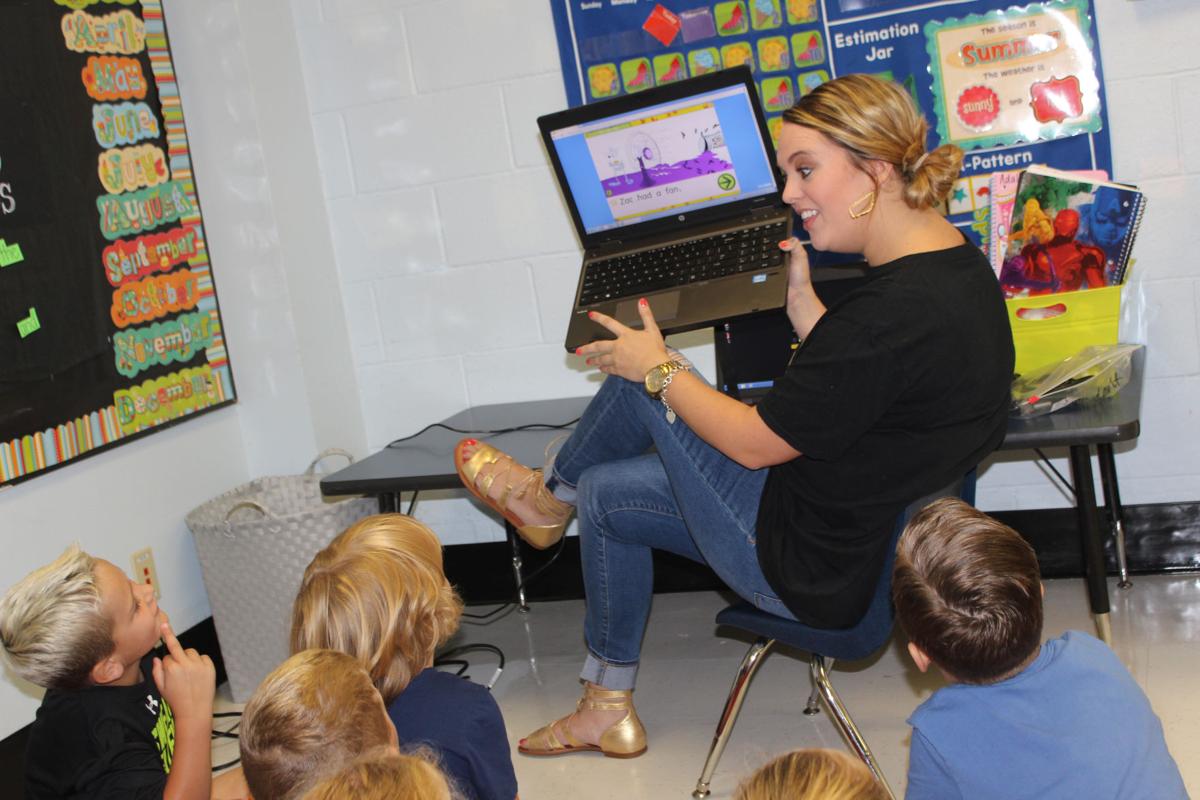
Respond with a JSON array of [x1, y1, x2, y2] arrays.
[[678, 214, 686, 221]]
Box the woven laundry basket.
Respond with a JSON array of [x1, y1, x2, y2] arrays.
[[186, 449, 376, 702]]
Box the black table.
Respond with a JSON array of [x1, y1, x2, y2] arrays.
[[997, 345, 1144, 644], [320, 397, 591, 610], [322, 348, 1143, 640]]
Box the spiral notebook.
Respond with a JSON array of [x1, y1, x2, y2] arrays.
[[999, 165, 1146, 298]]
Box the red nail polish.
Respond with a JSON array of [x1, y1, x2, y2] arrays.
[[779, 240, 791, 248], [575, 347, 582, 355], [464, 438, 477, 446], [639, 298, 647, 307], [587, 311, 595, 319]]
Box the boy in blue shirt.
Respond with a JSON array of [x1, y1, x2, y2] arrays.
[[892, 499, 1187, 800]]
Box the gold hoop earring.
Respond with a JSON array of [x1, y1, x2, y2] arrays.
[[848, 190, 876, 219]]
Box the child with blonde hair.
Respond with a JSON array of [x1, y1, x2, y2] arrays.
[[301, 748, 455, 800], [291, 514, 517, 800], [0, 544, 221, 799], [735, 749, 887, 800], [239, 649, 397, 800]]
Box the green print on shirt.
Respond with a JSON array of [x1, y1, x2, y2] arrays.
[[150, 696, 176, 772]]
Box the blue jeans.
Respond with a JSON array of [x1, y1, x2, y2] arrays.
[[545, 375, 796, 691]]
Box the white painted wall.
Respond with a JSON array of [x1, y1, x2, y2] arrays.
[[0, 0, 364, 739], [293, 0, 1200, 531]]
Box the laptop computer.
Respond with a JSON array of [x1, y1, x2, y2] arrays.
[[539, 66, 791, 352]]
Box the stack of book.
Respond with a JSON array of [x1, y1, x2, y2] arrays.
[[988, 165, 1146, 299], [980, 165, 1147, 376]]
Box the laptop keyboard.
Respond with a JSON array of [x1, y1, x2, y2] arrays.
[[579, 220, 788, 307]]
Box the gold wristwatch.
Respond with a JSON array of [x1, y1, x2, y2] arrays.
[[644, 360, 685, 399], [645, 359, 690, 423]]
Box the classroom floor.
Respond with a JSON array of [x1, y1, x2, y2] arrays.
[[211, 574, 1199, 798]]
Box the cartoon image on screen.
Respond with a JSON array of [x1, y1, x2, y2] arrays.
[[586, 103, 738, 222]]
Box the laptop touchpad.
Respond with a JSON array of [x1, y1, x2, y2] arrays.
[[616, 292, 680, 325]]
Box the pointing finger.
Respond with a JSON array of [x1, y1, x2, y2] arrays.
[[159, 622, 184, 659], [587, 310, 629, 336], [636, 298, 660, 335]]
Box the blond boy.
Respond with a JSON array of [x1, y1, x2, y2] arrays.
[[735, 748, 887, 800], [291, 514, 517, 800], [0, 545, 217, 800], [300, 748, 453, 800], [238, 649, 398, 800]]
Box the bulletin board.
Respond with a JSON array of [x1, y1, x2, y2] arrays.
[[547, 0, 1114, 253], [0, 0, 235, 487]]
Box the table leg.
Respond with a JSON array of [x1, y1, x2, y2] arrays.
[[506, 522, 530, 613], [1068, 445, 1111, 644], [1097, 443, 1132, 589], [378, 493, 398, 513]]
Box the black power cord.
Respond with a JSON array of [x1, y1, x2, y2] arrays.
[[434, 643, 507, 690], [211, 711, 243, 772], [1035, 448, 1077, 500], [387, 418, 580, 448], [460, 532, 569, 623]]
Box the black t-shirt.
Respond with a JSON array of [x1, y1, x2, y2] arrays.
[[25, 654, 176, 800], [755, 242, 1014, 628]]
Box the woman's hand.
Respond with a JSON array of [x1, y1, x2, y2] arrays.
[[782, 236, 813, 300], [781, 238, 826, 339], [577, 298, 671, 382]]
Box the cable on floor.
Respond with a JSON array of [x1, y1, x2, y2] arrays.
[[435, 643, 506, 689], [211, 710, 243, 773], [460, 532, 569, 623]]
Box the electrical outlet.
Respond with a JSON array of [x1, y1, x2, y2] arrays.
[[131, 547, 161, 599]]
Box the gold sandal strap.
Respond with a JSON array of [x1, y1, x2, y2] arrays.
[[493, 461, 519, 509], [462, 444, 502, 478], [509, 469, 539, 503], [461, 442, 569, 529], [467, 448, 505, 497], [584, 699, 632, 711], [528, 470, 571, 519], [582, 687, 634, 712], [528, 714, 587, 751]]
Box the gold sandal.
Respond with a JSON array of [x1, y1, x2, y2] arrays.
[[453, 439, 572, 550], [519, 684, 647, 758]]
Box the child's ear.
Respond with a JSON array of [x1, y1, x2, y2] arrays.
[[907, 641, 933, 673], [90, 655, 125, 686]]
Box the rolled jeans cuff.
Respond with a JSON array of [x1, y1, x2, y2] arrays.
[[581, 652, 639, 691], [544, 462, 578, 506]]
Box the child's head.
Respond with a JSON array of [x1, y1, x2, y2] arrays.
[[300, 747, 453, 800], [239, 649, 398, 800], [893, 498, 1044, 684], [290, 514, 463, 702], [0, 544, 164, 690], [735, 748, 888, 800]]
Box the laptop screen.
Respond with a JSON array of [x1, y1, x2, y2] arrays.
[[546, 80, 779, 236]]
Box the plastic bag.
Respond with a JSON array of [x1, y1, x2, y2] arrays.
[[1011, 344, 1139, 418]]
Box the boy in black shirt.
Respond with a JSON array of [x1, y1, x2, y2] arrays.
[[0, 545, 222, 799]]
